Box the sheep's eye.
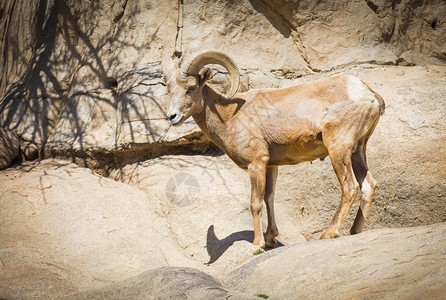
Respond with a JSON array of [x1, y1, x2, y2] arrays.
[[186, 86, 196, 95]]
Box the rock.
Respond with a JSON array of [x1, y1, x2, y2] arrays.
[[0, 157, 445, 298], [224, 223, 446, 299], [0, 160, 196, 299], [110, 151, 302, 278], [0, 127, 19, 169], [0, 1, 445, 297], [20, 141, 39, 160], [66, 267, 256, 300], [0, 0, 179, 148], [0, 0, 445, 154]]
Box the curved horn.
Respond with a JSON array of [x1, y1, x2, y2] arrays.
[[161, 54, 178, 83], [180, 50, 240, 98]]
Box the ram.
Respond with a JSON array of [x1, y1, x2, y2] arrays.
[[162, 50, 385, 248]]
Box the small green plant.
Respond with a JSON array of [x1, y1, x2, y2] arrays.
[[253, 248, 265, 255], [255, 294, 269, 299]]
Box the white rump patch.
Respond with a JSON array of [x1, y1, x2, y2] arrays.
[[346, 76, 372, 102]]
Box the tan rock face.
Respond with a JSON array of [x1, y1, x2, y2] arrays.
[[0, 0, 444, 151]]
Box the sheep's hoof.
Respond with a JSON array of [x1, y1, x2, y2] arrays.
[[252, 237, 266, 249], [265, 235, 278, 249], [320, 230, 340, 239]]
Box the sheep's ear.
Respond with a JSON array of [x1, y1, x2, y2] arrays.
[[199, 68, 212, 86]]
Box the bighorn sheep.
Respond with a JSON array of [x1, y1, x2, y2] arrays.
[[162, 50, 385, 248]]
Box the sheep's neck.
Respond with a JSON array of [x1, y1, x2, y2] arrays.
[[193, 85, 241, 150]]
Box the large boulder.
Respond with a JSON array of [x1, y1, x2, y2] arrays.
[[67, 267, 256, 300], [0, 159, 195, 298], [224, 223, 446, 299]]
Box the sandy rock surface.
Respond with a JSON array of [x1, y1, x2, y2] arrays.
[[0, 160, 194, 298], [74, 220, 446, 300], [1, 158, 446, 299], [225, 223, 446, 299]]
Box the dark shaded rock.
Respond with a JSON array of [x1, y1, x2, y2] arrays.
[[67, 267, 256, 300], [0, 127, 19, 169], [21, 141, 39, 160]]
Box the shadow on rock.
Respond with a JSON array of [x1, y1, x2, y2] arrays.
[[206, 225, 253, 264], [206, 225, 284, 264]]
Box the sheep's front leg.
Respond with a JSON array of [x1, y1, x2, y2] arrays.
[[248, 160, 267, 248]]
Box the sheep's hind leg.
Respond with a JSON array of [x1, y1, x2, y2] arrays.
[[350, 143, 377, 235], [264, 166, 279, 248], [321, 147, 359, 239]]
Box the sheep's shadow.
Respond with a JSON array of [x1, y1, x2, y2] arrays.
[[205, 225, 284, 264]]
